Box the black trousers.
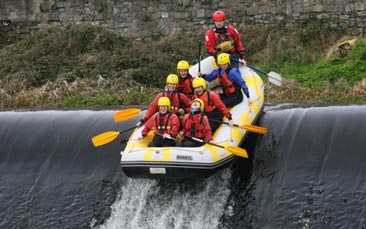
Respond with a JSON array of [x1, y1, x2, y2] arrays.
[[220, 90, 243, 108], [176, 138, 204, 147], [206, 109, 223, 133], [148, 134, 176, 147]]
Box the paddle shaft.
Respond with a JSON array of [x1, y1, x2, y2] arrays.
[[155, 132, 177, 141], [209, 119, 240, 128], [156, 133, 220, 148], [118, 126, 137, 134], [183, 134, 248, 158], [229, 57, 267, 74], [198, 40, 202, 72], [183, 134, 224, 149], [229, 56, 282, 86], [209, 119, 267, 134]]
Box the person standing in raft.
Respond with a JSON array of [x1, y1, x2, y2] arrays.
[[200, 53, 252, 108], [138, 97, 180, 147], [191, 77, 233, 132], [176, 60, 194, 99], [204, 10, 246, 66], [177, 98, 214, 147], [136, 74, 191, 127]]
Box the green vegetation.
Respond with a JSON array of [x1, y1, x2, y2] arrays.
[[289, 42, 366, 85], [140, 13, 152, 22], [0, 23, 365, 108]]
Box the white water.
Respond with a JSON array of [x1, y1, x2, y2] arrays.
[[98, 169, 233, 229]]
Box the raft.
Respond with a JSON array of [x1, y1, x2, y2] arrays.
[[120, 56, 265, 179]]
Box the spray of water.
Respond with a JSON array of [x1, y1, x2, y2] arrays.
[[99, 169, 233, 229]]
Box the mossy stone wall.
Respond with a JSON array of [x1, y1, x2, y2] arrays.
[[1, 0, 365, 37]]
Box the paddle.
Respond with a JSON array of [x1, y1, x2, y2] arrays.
[[113, 108, 142, 122], [154, 133, 248, 158], [154, 132, 178, 142], [209, 119, 267, 134], [198, 40, 202, 73], [230, 56, 282, 87], [183, 135, 248, 158], [91, 126, 136, 147]]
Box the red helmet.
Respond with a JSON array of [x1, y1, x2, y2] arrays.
[[213, 10, 226, 21]]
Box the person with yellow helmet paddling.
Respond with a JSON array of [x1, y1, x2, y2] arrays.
[[136, 74, 191, 127], [176, 60, 194, 99], [200, 53, 252, 108], [204, 10, 246, 65], [177, 98, 214, 147], [137, 97, 180, 147], [191, 77, 233, 132]]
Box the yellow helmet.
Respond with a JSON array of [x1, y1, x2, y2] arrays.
[[192, 77, 207, 90], [192, 98, 205, 112], [217, 53, 231, 65], [177, 60, 189, 71], [158, 96, 171, 108], [166, 74, 179, 84]]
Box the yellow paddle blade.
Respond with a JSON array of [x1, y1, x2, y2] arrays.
[[226, 146, 248, 158], [113, 108, 142, 122], [241, 125, 268, 135], [91, 131, 120, 147]]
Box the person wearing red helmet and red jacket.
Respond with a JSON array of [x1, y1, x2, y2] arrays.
[[177, 98, 214, 147], [204, 10, 246, 66], [138, 97, 180, 147]]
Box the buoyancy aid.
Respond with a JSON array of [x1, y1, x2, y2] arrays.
[[213, 26, 234, 53], [184, 112, 205, 138], [162, 90, 181, 112], [217, 68, 239, 95], [193, 90, 232, 119], [178, 75, 194, 98], [142, 111, 180, 137], [196, 91, 216, 113], [154, 112, 173, 134]]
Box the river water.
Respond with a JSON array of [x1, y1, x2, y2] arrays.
[[1, 105, 365, 228]]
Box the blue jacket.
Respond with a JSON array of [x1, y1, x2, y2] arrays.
[[203, 67, 250, 98]]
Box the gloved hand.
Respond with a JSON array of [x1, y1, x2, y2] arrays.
[[248, 98, 253, 105], [239, 51, 246, 61], [228, 119, 234, 127], [163, 133, 172, 139], [178, 108, 185, 115], [136, 119, 145, 127]]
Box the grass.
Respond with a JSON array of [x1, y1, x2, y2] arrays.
[[287, 42, 366, 86], [0, 23, 365, 108]]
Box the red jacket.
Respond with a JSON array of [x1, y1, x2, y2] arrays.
[[205, 25, 245, 56], [182, 112, 212, 142], [141, 112, 180, 137], [192, 90, 232, 119], [178, 75, 194, 99], [141, 90, 191, 122]]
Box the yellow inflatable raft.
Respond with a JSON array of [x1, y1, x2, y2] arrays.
[[120, 56, 266, 179]]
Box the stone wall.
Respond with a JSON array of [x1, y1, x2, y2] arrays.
[[1, 0, 365, 37]]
